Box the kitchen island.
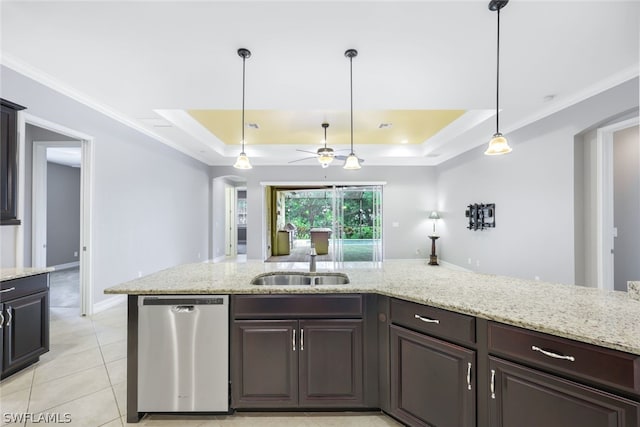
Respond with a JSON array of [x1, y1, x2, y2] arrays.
[[105, 260, 640, 426]]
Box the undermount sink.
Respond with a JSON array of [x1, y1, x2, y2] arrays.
[[250, 272, 350, 286]]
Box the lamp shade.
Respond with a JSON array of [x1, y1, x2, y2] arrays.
[[484, 133, 512, 155], [233, 152, 252, 169], [343, 153, 362, 170], [429, 211, 440, 220]]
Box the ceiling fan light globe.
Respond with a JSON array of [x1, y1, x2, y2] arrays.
[[233, 152, 253, 169], [343, 153, 362, 170], [484, 133, 512, 156], [318, 154, 334, 166]]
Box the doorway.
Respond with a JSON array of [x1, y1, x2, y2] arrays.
[[26, 116, 93, 315], [576, 116, 639, 291]]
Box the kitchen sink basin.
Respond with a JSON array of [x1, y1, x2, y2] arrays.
[[250, 272, 350, 286]]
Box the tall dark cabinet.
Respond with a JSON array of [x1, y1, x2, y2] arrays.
[[1, 98, 26, 225]]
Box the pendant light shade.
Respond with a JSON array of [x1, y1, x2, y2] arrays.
[[344, 49, 362, 170], [234, 48, 253, 169], [485, 0, 512, 156], [317, 123, 335, 167]]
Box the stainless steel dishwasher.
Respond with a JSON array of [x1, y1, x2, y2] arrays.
[[138, 295, 229, 412]]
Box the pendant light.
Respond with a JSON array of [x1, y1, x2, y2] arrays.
[[317, 123, 335, 168], [344, 49, 362, 170], [233, 48, 253, 169], [484, 0, 512, 156]]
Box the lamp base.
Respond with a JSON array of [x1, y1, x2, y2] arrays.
[[428, 235, 439, 266]]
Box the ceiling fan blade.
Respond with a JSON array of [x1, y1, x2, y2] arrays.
[[288, 156, 316, 164], [296, 149, 319, 155]]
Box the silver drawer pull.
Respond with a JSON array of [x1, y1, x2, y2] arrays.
[[414, 314, 439, 324], [0, 287, 16, 294], [0, 311, 4, 328], [6, 307, 12, 327], [292, 329, 296, 352], [466, 362, 472, 390], [490, 369, 496, 399], [300, 328, 304, 351], [531, 345, 575, 362]]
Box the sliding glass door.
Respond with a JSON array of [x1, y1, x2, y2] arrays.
[[332, 185, 383, 263], [270, 184, 382, 263]]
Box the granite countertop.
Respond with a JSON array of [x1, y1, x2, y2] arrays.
[[1, 267, 53, 282], [104, 260, 640, 356]]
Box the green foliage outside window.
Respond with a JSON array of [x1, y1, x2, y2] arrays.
[[284, 190, 378, 240]]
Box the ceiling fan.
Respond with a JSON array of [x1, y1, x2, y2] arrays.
[[289, 122, 365, 168]]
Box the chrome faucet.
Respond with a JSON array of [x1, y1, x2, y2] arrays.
[[309, 244, 317, 273]]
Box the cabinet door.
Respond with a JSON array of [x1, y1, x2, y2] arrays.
[[3, 291, 49, 375], [0, 302, 4, 374], [298, 319, 363, 407], [489, 357, 640, 427], [232, 320, 298, 408], [390, 324, 476, 427]]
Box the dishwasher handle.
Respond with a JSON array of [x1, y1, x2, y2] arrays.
[[171, 305, 195, 313]]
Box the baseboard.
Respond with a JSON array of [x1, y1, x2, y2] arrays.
[[212, 255, 227, 263], [51, 261, 80, 271], [438, 260, 473, 272], [92, 294, 126, 314]]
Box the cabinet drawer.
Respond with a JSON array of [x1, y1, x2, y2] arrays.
[[0, 274, 49, 303], [488, 321, 640, 396], [390, 298, 475, 346], [233, 294, 363, 319]]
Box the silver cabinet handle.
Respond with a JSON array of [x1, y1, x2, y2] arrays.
[[414, 314, 439, 324], [490, 369, 496, 399], [292, 329, 296, 351], [300, 328, 304, 351], [466, 362, 472, 390], [0, 311, 4, 328], [0, 287, 16, 294], [531, 345, 575, 362], [6, 307, 12, 327]]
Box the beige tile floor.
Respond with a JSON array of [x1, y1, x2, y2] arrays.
[[1, 302, 402, 427]]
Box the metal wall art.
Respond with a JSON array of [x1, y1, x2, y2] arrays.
[[466, 203, 495, 230]]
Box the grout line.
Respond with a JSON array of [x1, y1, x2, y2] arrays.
[[92, 313, 126, 419]]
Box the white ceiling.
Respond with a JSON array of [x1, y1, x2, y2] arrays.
[[1, 1, 638, 166]]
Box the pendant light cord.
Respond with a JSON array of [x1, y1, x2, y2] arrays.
[[241, 54, 246, 152], [495, 7, 501, 134], [349, 54, 354, 155]]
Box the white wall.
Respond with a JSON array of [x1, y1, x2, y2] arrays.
[[1, 66, 211, 306], [210, 165, 438, 260], [436, 77, 639, 285]]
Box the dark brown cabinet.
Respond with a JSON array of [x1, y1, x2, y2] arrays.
[[232, 320, 298, 407], [1, 99, 26, 226], [488, 357, 639, 427], [298, 319, 363, 407], [388, 298, 477, 427], [231, 294, 376, 410], [232, 318, 363, 408], [390, 325, 475, 427], [1, 273, 49, 379]]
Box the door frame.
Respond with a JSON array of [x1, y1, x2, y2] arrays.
[[595, 116, 638, 291], [224, 184, 237, 257], [23, 114, 94, 316]]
